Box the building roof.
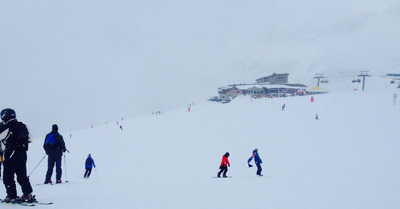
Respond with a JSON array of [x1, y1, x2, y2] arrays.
[[221, 83, 307, 91], [256, 73, 289, 81]]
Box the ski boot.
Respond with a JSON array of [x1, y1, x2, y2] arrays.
[[20, 193, 36, 203], [4, 196, 21, 204]]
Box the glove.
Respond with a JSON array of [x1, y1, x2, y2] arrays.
[[228, 163, 230, 167], [248, 164, 253, 167]]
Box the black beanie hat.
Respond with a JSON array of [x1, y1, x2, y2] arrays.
[[52, 124, 58, 131]]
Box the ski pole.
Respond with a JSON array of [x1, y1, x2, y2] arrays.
[[63, 152, 69, 183], [94, 166, 98, 177], [28, 154, 46, 178], [79, 169, 85, 178]]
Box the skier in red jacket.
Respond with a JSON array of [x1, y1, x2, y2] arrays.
[[217, 152, 230, 178]]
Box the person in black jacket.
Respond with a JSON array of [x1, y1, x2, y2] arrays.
[[0, 108, 35, 203], [0, 145, 2, 179], [0, 125, 3, 179], [43, 124, 66, 184]]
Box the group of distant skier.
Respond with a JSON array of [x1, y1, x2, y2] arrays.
[[0, 108, 96, 204], [1, 108, 262, 204], [217, 149, 263, 178]]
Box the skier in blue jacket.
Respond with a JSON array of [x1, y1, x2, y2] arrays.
[[248, 149, 263, 176], [84, 154, 96, 178]]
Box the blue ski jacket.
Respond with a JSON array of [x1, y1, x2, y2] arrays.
[[85, 157, 96, 169], [248, 150, 262, 165]]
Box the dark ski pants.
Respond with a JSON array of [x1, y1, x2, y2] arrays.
[[3, 151, 33, 198], [84, 167, 92, 178], [217, 166, 228, 177], [256, 163, 262, 176], [46, 155, 62, 181]]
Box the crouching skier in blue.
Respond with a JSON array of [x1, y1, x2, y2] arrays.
[[84, 154, 95, 178], [248, 149, 263, 176]]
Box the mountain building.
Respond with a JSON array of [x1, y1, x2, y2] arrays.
[[217, 73, 309, 103]]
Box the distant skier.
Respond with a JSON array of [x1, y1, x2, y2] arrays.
[[84, 154, 96, 178], [282, 103, 286, 111], [315, 113, 319, 120], [217, 152, 230, 178], [248, 149, 263, 176]]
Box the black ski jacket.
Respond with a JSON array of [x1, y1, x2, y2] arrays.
[[43, 131, 66, 157], [0, 119, 30, 160]]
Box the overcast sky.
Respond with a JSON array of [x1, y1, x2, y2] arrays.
[[1, 0, 399, 137]]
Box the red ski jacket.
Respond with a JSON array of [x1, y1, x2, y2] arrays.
[[220, 155, 230, 167]]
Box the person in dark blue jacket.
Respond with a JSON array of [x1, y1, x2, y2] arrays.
[[84, 154, 96, 178], [43, 124, 66, 184], [248, 149, 263, 176]]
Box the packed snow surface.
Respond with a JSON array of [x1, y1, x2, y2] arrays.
[[2, 78, 399, 209]]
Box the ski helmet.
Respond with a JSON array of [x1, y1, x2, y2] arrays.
[[224, 152, 230, 157], [1, 108, 16, 122]]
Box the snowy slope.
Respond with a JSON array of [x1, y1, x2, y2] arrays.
[[1, 77, 399, 209]]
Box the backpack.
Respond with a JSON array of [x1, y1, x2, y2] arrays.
[[45, 133, 57, 147], [86, 158, 92, 166], [1, 122, 31, 149]]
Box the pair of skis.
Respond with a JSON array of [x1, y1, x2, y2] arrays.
[[213, 176, 232, 178], [36, 180, 69, 186], [0, 200, 53, 207]]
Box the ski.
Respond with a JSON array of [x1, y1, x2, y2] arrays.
[[0, 200, 36, 207], [36, 181, 67, 186], [21, 203, 36, 207], [212, 176, 232, 178], [0, 199, 53, 206], [36, 202, 53, 205], [0, 203, 35, 207], [36, 183, 54, 186]]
